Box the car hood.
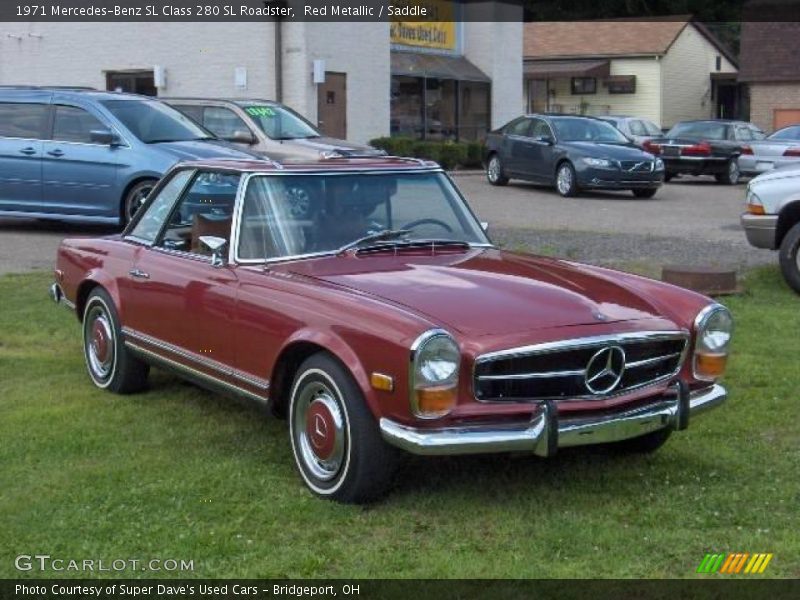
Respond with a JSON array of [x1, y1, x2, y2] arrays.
[[152, 139, 262, 161], [564, 141, 654, 160], [275, 136, 381, 155], [750, 161, 800, 183], [282, 248, 668, 336]]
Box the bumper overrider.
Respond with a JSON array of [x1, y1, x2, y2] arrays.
[[379, 383, 726, 456]]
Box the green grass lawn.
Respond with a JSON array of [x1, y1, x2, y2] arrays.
[[1, 268, 798, 579]]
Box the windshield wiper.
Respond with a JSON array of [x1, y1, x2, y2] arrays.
[[336, 229, 411, 255]]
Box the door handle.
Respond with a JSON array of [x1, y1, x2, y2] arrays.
[[47, 149, 64, 157], [128, 269, 150, 280], [19, 147, 36, 155]]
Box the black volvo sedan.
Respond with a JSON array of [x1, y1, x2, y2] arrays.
[[484, 114, 665, 198]]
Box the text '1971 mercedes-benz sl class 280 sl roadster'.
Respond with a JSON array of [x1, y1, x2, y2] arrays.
[[51, 156, 733, 503]]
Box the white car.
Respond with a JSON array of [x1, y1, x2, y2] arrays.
[[741, 163, 800, 292], [738, 124, 800, 177]]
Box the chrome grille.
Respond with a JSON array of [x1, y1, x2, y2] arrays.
[[620, 160, 654, 173], [474, 332, 687, 402]]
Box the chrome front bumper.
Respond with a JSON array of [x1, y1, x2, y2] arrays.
[[379, 384, 726, 456], [740, 213, 777, 250]]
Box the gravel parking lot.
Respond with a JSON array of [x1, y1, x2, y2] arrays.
[[0, 173, 774, 275]]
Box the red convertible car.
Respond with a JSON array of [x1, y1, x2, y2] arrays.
[[51, 157, 733, 503]]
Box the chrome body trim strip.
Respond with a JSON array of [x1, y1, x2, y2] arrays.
[[121, 327, 270, 391], [477, 369, 585, 382], [125, 341, 268, 405], [626, 351, 683, 369], [380, 384, 726, 456]]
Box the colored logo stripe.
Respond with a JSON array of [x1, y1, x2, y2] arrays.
[[697, 553, 773, 574]]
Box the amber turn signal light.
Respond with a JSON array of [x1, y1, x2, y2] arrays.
[[370, 372, 394, 392], [414, 385, 457, 418], [694, 353, 728, 379], [746, 203, 765, 215]]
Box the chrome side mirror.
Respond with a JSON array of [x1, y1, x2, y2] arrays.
[[199, 235, 228, 267]]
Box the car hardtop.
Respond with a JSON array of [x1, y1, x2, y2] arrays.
[[172, 156, 441, 173]]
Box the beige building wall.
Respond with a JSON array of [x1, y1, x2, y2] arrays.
[[544, 57, 662, 125], [748, 82, 800, 132], [660, 24, 737, 127]]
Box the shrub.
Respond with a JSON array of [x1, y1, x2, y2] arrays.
[[369, 137, 484, 170]]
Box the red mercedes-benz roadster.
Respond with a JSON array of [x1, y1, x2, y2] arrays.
[[51, 157, 733, 503]]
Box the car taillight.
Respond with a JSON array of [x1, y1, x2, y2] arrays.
[[682, 142, 712, 156], [740, 145, 753, 155], [643, 140, 661, 154], [783, 147, 800, 157]]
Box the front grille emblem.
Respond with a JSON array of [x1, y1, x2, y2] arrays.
[[584, 346, 626, 394]]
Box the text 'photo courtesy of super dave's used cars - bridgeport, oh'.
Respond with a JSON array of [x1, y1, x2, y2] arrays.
[[50, 156, 733, 503]]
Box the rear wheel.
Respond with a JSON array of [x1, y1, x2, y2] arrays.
[[288, 352, 399, 503], [486, 154, 509, 186], [779, 222, 800, 294], [715, 159, 740, 185], [555, 162, 579, 197], [632, 188, 658, 199], [610, 428, 672, 454], [122, 179, 157, 227], [82, 288, 149, 393], [664, 172, 674, 182]]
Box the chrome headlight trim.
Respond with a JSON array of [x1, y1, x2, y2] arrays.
[[409, 328, 460, 419], [692, 303, 734, 381]]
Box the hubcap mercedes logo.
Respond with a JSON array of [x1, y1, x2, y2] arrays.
[[584, 346, 626, 394]]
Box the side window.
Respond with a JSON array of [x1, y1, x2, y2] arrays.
[[628, 120, 647, 136], [0, 103, 49, 140], [643, 120, 662, 136], [157, 171, 241, 256], [736, 126, 753, 141], [530, 118, 553, 139], [750, 126, 766, 140], [507, 119, 532, 137], [128, 170, 194, 243], [52, 105, 106, 144], [202, 107, 250, 140], [170, 104, 204, 124]]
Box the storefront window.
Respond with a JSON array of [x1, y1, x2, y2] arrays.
[[391, 76, 490, 142]]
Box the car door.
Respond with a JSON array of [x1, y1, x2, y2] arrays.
[[0, 100, 49, 213], [122, 169, 242, 378], [502, 118, 534, 177], [41, 102, 124, 217], [526, 118, 557, 181]]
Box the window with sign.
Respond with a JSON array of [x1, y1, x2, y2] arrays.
[[241, 104, 319, 140]]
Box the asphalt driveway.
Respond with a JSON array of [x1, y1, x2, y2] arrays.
[[0, 174, 774, 275]]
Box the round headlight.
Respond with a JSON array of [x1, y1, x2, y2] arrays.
[[693, 304, 733, 380], [410, 330, 460, 418]]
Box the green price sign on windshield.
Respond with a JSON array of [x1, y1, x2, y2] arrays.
[[246, 106, 276, 118]]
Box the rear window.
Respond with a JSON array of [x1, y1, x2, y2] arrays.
[[769, 126, 800, 141], [667, 122, 729, 140], [0, 103, 49, 139]]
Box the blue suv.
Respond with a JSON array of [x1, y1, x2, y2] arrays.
[[0, 88, 259, 226]]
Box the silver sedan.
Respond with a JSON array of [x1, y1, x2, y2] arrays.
[[739, 124, 800, 176]]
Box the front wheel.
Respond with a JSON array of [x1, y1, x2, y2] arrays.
[[122, 179, 157, 227], [486, 154, 509, 186], [83, 288, 149, 393], [715, 159, 740, 185], [632, 188, 658, 199], [779, 222, 800, 294], [555, 162, 579, 197], [289, 352, 399, 503]]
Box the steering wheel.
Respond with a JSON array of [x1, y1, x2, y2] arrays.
[[404, 218, 453, 233]]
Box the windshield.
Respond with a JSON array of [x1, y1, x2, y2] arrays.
[[667, 121, 729, 140], [550, 117, 630, 143], [769, 125, 800, 141], [237, 172, 490, 260], [101, 99, 213, 143], [242, 104, 319, 140]]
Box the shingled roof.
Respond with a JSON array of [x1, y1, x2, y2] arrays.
[[738, 22, 800, 83], [524, 18, 735, 65]]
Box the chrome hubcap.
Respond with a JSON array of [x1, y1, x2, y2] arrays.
[[557, 166, 572, 194], [488, 157, 500, 182], [293, 381, 345, 481], [287, 186, 311, 218], [85, 306, 115, 381], [127, 185, 153, 221]]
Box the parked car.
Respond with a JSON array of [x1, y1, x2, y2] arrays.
[[165, 98, 384, 161], [51, 156, 732, 503], [0, 87, 259, 226], [741, 163, 800, 293], [644, 119, 764, 185], [485, 114, 665, 198], [738, 124, 800, 177], [597, 115, 663, 147]]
